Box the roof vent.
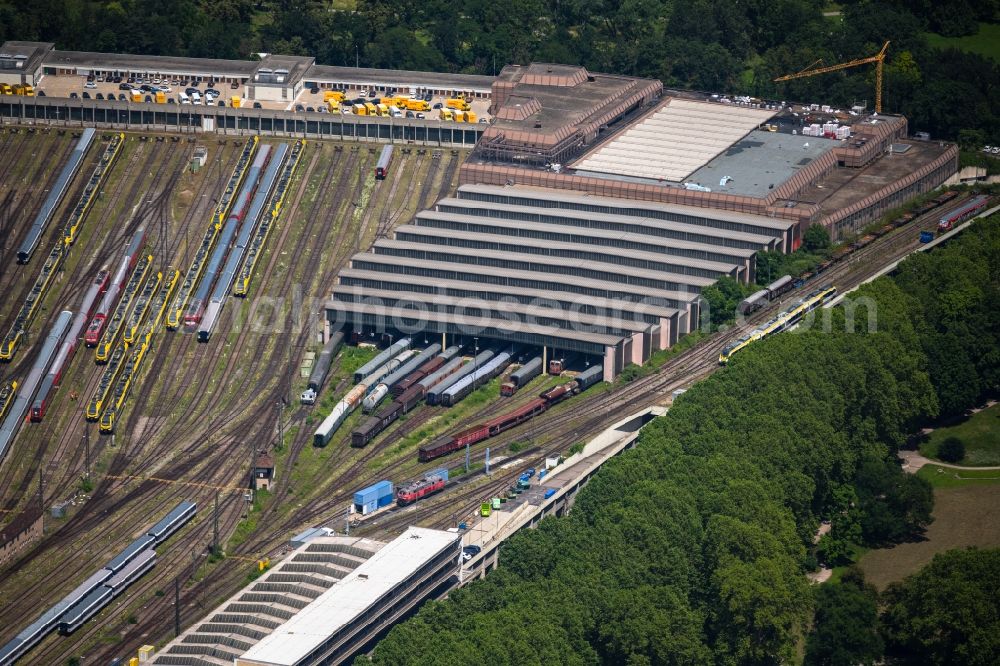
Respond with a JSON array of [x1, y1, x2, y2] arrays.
[[358, 573, 369, 580], [534, 123, 542, 129]]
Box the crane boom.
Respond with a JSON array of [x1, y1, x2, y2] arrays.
[[775, 41, 890, 113]]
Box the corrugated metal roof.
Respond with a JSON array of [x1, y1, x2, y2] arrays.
[[236, 527, 457, 666], [334, 268, 680, 320], [572, 98, 776, 182], [455, 183, 792, 233]]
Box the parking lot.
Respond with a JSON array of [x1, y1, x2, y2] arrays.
[[34, 75, 492, 123]]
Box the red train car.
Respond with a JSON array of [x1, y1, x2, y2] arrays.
[[485, 398, 547, 436]]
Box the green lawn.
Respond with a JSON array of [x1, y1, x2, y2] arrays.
[[917, 464, 1000, 489], [925, 23, 1000, 62], [920, 402, 1000, 466]]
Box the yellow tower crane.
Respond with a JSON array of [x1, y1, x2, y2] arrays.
[[774, 41, 890, 113]]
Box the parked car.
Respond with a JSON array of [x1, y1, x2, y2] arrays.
[[118, 93, 127, 101], [416, 112, 425, 119], [96, 93, 104, 100], [423, 93, 432, 102], [166, 98, 175, 104], [70, 92, 78, 99], [309, 86, 319, 94], [119, 83, 132, 91], [461, 545, 481, 562], [36, 90, 45, 97], [433, 102, 443, 109], [253, 101, 262, 108], [230, 81, 239, 89], [144, 94, 152, 103], [295, 104, 305, 112], [217, 99, 225, 106], [82, 91, 91, 99], [405, 110, 414, 118], [84, 81, 96, 89]]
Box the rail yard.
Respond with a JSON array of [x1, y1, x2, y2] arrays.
[[0, 52, 992, 666]]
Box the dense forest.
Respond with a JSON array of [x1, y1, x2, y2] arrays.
[[0, 1, 997, 142], [358, 216, 1000, 664]]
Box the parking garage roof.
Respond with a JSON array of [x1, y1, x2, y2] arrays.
[[43, 49, 258, 77], [305, 64, 494, 92], [237, 527, 458, 666]]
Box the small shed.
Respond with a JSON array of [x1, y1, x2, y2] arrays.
[[252, 450, 275, 491]]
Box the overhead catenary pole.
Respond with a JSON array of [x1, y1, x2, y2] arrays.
[[174, 577, 180, 637]]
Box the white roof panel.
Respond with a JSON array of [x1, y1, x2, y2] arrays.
[[237, 526, 457, 666], [573, 98, 775, 182]]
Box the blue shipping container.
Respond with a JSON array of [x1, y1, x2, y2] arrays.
[[544, 489, 556, 499], [431, 467, 449, 482], [354, 480, 394, 515]]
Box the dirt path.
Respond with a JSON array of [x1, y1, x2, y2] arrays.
[[898, 450, 1000, 473]]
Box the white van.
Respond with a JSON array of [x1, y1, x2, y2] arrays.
[[192, 91, 202, 105], [178, 92, 190, 104]]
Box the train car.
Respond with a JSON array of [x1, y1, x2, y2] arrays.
[[426, 350, 493, 405], [766, 275, 793, 300], [103, 549, 156, 593], [146, 500, 197, 545], [56, 586, 113, 635], [186, 145, 273, 329], [484, 397, 547, 436], [396, 384, 426, 412], [313, 384, 366, 446], [738, 289, 769, 316], [351, 399, 404, 447], [396, 470, 448, 506], [393, 356, 445, 397], [0, 311, 72, 461], [353, 337, 412, 383], [0, 381, 16, 424], [308, 331, 344, 392], [418, 357, 466, 392], [16, 129, 96, 264], [500, 381, 517, 397], [510, 356, 542, 388], [375, 144, 393, 180], [574, 364, 604, 391], [86, 229, 146, 347], [196, 300, 222, 342], [105, 534, 156, 573], [417, 422, 492, 462], [441, 351, 512, 406], [938, 195, 989, 233], [362, 384, 389, 413], [539, 382, 575, 406], [548, 352, 577, 375], [379, 344, 441, 394]]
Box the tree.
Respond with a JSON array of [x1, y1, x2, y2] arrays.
[[882, 548, 1000, 665], [803, 224, 831, 253], [938, 436, 966, 463], [700, 276, 752, 328], [805, 570, 883, 666]]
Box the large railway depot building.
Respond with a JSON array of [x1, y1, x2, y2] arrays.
[[1, 41, 959, 377]]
